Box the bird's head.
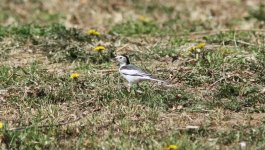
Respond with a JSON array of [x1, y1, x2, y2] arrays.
[[115, 55, 130, 65]]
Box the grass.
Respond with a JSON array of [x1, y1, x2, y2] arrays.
[[1, 25, 265, 149], [112, 20, 159, 36], [1, 0, 265, 149]]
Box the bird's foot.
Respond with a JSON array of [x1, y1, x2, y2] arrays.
[[127, 84, 131, 92], [136, 89, 144, 94]]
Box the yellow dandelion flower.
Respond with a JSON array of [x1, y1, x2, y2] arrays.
[[189, 47, 196, 54], [165, 144, 178, 150], [0, 122, 3, 129], [195, 43, 206, 49], [138, 15, 150, 22], [94, 45, 106, 52], [70, 73, 80, 79], [87, 29, 100, 36], [188, 43, 206, 54]]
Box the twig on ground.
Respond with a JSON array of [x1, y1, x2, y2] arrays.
[[116, 44, 129, 51], [236, 40, 256, 46], [98, 69, 117, 73], [7, 116, 82, 131], [208, 74, 238, 89]]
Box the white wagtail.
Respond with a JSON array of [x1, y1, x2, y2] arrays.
[[115, 55, 165, 91]]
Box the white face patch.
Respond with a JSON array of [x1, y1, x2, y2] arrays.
[[116, 56, 128, 64]]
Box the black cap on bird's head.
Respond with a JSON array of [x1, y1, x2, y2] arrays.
[[115, 55, 130, 65]]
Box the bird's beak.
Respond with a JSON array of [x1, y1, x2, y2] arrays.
[[114, 56, 120, 66]]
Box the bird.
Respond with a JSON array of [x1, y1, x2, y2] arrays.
[[115, 55, 165, 91]]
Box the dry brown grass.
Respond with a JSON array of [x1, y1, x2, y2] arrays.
[[1, 0, 265, 149]]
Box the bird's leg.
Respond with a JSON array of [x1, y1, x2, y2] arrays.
[[136, 83, 139, 88], [135, 82, 144, 94], [127, 83, 132, 92]]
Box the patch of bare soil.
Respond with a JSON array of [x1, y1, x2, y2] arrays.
[[159, 110, 265, 131], [1, 49, 71, 73], [0, 0, 264, 29]]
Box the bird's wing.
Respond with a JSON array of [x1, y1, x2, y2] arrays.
[[120, 64, 151, 77]]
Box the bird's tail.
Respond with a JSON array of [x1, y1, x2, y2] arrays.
[[148, 77, 167, 84]]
